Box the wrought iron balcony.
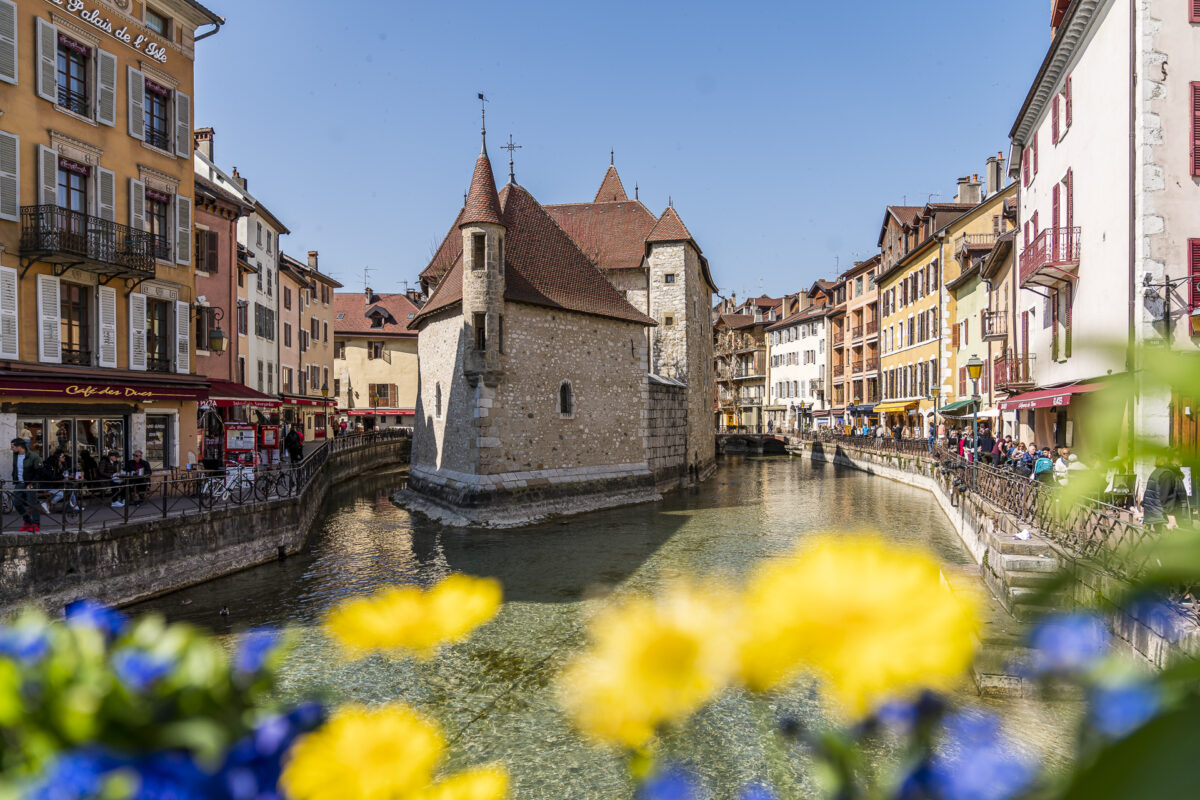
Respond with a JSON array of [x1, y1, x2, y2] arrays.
[[850, 325, 864, 340], [994, 352, 1036, 392], [864, 357, 879, 371], [850, 360, 863, 375], [145, 125, 172, 152], [148, 356, 172, 374], [981, 310, 1008, 341], [865, 320, 879, 336], [832, 364, 844, 378], [832, 331, 844, 346], [20, 205, 157, 279], [58, 87, 89, 116], [61, 346, 92, 367], [1020, 227, 1080, 289]]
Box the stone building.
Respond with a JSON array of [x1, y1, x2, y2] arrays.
[[404, 131, 713, 526]]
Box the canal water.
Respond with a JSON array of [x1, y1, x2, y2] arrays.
[[133, 456, 1077, 799]]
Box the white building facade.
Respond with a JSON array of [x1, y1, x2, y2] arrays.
[[765, 305, 829, 433], [1007, 0, 1200, 465]]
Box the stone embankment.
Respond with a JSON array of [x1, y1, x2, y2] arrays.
[[0, 435, 411, 616], [793, 439, 1198, 670]]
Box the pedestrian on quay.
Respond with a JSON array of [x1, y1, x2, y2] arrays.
[[123, 450, 153, 505], [927, 420, 937, 454], [1142, 456, 1192, 532], [9, 438, 43, 532], [892, 422, 902, 442], [875, 424, 885, 446], [977, 428, 995, 466], [101, 451, 124, 507], [1032, 447, 1056, 485], [285, 426, 303, 464]]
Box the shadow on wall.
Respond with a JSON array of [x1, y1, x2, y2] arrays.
[[411, 324, 473, 472]]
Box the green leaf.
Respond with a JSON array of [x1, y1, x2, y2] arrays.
[[1060, 694, 1200, 800]]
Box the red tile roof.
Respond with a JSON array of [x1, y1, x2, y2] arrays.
[[646, 206, 696, 245], [544, 200, 658, 270], [414, 182, 655, 328], [764, 303, 829, 332], [334, 292, 420, 337], [716, 313, 756, 330], [462, 152, 503, 226], [593, 165, 629, 202]]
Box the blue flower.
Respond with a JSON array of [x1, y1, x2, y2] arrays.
[[27, 748, 126, 800], [736, 783, 776, 800], [1089, 683, 1160, 739], [112, 650, 173, 692], [929, 711, 1035, 800], [129, 751, 212, 800], [64, 599, 127, 639], [639, 766, 699, 800], [217, 703, 326, 800], [234, 628, 281, 676], [1028, 612, 1108, 675], [0, 626, 49, 665]]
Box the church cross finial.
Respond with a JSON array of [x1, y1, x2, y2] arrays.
[[635, 182, 638, 200], [501, 134, 522, 184], [477, 92, 488, 154], [610, 148, 614, 166]]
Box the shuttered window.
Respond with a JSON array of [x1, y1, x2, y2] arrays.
[[97, 285, 117, 368], [0, 0, 16, 86], [1189, 240, 1200, 312], [1192, 0, 1200, 23], [0, 129, 17, 222], [0, 265, 17, 360], [129, 292, 147, 371], [1192, 83, 1200, 176], [1064, 75, 1072, 131], [36, 273, 61, 364], [1051, 94, 1060, 143]]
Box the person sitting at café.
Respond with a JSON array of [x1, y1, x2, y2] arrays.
[[102, 451, 125, 506], [122, 450, 152, 506], [41, 449, 78, 514]]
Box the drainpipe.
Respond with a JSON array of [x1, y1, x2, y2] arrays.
[[1127, 0, 1138, 458], [194, 18, 224, 42]]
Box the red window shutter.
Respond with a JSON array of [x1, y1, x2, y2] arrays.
[[951, 323, 960, 349], [1051, 290, 1059, 361], [1192, 0, 1200, 23], [1032, 211, 1039, 237], [1192, 83, 1200, 176], [1021, 310, 1030, 354], [1023, 147, 1030, 186], [1064, 75, 1072, 129], [1064, 284, 1073, 358], [1190, 239, 1200, 311], [1052, 95, 1060, 143], [1065, 169, 1074, 229], [1033, 131, 1039, 175], [1024, 221, 1030, 248], [1052, 183, 1060, 234]]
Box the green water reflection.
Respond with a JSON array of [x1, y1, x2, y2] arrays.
[[133, 456, 1077, 798]]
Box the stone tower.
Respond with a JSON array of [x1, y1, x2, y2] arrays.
[[460, 135, 506, 473]]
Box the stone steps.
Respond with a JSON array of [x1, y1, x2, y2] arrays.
[[996, 552, 1059, 573], [1005, 569, 1060, 589]]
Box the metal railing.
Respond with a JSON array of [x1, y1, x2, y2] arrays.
[[850, 326, 863, 340], [0, 429, 410, 535], [61, 346, 92, 367], [832, 364, 844, 377], [865, 320, 879, 336], [994, 352, 1035, 392], [58, 87, 89, 116], [1020, 226, 1080, 286], [982, 310, 1008, 340], [20, 205, 157, 276], [956, 232, 997, 250], [145, 126, 171, 151]]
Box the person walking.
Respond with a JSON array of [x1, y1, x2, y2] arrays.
[[927, 420, 937, 454], [1032, 447, 1056, 485], [285, 426, 303, 464], [977, 429, 995, 466], [10, 438, 43, 532], [1142, 457, 1192, 532]]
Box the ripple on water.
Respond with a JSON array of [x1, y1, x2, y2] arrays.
[[132, 458, 1080, 798]]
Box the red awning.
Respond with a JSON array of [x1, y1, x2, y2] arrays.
[[998, 381, 1104, 411], [202, 379, 282, 409], [0, 372, 209, 401], [280, 394, 336, 407], [345, 409, 414, 416]]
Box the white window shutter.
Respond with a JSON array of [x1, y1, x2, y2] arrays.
[[97, 167, 115, 222], [0, 265, 17, 360], [128, 292, 146, 371], [97, 285, 117, 367], [95, 49, 116, 126], [35, 17, 55, 102], [0, 0, 17, 86], [173, 90, 191, 157], [0, 130, 18, 222], [127, 67, 145, 141], [174, 194, 191, 266], [37, 144, 56, 207], [36, 273, 60, 364], [174, 300, 190, 373], [128, 178, 145, 234]]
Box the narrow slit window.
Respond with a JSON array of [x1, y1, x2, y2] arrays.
[[559, 381, 574, 417], [472, 233, 486, 270], [474, 312, 486, 350]]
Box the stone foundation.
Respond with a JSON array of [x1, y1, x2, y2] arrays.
[[399, 461, 660, 528]]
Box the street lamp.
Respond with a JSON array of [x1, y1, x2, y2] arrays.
[[966, 354, 984, 487]]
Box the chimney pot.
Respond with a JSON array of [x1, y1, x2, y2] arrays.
[[193, 127, 214, 161], [307, 250, 318, 269]]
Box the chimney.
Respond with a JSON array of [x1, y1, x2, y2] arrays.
[[406, 288, 425, 308], [194, 127, 214, 160], [307, 250, 318, 270], [364, 286, 374, 304], [954, 174, 983, 206], [231, 167, 247, 191], [986, 151, 1006, 197]]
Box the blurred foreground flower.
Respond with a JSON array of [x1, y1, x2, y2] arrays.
[[739, 535, 980, 716], [1028, 612, 1109, 676], [280, 703, 506, 800], [927, 712, 1035, 800], [1089, 682, 1160, 740], [558, 583, 738, 748], [325, 574, 502, 659]]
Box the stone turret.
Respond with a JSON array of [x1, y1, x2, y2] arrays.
[[460, 141, 506, 388]]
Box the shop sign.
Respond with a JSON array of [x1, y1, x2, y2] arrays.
[[260, 425, 279, 448], [224, 423, 256, 452], [47, 0, 170, 63]]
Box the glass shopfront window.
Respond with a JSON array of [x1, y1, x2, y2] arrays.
[[18, 417, 126, 476], [145, 415, 172, 470]]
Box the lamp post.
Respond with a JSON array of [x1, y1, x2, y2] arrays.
[[966, 354, 984, 489]]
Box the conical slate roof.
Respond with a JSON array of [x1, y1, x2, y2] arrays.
[[593, 165, 628, 203], [461, 153, 504, 226]]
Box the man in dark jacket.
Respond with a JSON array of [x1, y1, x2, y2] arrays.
[[1143, 458, 1192, 532], [123, 450, 152, 505], [977, 430, 996, 466], [285, 427, 303, 463], [10, 438, 43, 532]]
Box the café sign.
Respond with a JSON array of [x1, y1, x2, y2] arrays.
[[46, 0, 169, 64], [66, 384, 159, 400]]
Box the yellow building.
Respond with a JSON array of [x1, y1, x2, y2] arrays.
[[0, 0, 223, 473], [875, 178, 1017, 436], [333, 289, 420, 430]]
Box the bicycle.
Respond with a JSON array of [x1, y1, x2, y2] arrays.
[[199, 465, 255, 506], [254, 467, 296, 501]]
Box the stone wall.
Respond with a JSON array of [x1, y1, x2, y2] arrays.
[[645, 376, 688, 489], [412, 308, 477, 475], [602, 268, 648, 319], [800, 440, 1199, 668], [0, 438, 410, 616]]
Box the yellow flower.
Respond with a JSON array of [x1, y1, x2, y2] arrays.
[[558, 582, 737, 748], [420, 766, 509, 800], [739, 534, 980, 717], [280, 703, 444, 800], [325, 575, 501, 659]]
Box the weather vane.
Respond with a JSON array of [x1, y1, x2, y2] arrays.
[[477, 92, 488, 152]]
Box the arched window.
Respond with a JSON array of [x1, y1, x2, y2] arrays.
[[435, 383, 442, 419], [558, 380, 574, 418]]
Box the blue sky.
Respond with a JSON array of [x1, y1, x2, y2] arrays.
[[194, 0, 1050, 298]]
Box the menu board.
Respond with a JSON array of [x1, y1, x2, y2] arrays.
[[260, 425, 280, 448], [224, 423, 257, 452]]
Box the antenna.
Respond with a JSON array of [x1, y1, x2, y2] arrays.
[[362, 266, 374, 293]]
